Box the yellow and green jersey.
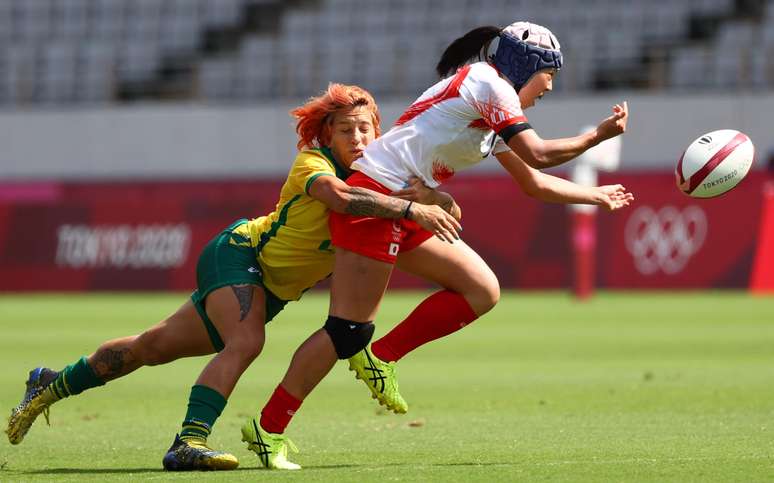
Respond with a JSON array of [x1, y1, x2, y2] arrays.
[[231, 147, 349, 301]]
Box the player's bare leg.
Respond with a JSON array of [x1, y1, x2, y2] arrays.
[[349, 238, 499, 411], [87, 300, 216, 382], [163, 284, 267, 471], [6, 300, 213, 445], [267, 248, 394, 404], [395, 237, 500, 317], [245, 249, 394, 469]]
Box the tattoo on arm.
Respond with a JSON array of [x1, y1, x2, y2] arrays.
[[231, 284, 254, 321], [436, 192, 461, 219], [345, 187, 406, 219], [439, 196, 453, 213], [91, 348, 135, 381]]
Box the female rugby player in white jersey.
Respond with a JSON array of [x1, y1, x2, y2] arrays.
[[252, 21, 633, 468]]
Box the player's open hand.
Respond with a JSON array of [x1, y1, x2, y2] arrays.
[[392, 177, 438, 205], [408, 203, 461, 243], [594, 184, 634, 211], [595, 101, 629, 142]]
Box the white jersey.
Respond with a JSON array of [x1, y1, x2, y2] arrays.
[[351, 62, 529, 191]]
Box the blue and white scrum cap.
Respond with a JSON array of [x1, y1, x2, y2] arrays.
[[486, 22, 563, 92]]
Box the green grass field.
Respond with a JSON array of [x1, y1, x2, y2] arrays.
[[1, 291, 773, 482]]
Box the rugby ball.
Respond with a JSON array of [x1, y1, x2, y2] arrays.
[[676, 129, 754, 198]]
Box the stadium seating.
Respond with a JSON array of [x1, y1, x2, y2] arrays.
[[0, 0, 771, 106]]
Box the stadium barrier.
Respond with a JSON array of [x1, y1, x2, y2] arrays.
[[0, 172, 768, 292]]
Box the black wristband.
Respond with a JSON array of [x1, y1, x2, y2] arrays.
[[403, 201, 413, 219]]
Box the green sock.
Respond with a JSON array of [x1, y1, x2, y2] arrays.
[[47, 356, 105, 401], [180, 385, 227, 442]]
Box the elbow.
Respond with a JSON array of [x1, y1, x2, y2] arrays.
[[522, 139, 552, 169], [522, 176, 548, 199], [522, 181, 543, 199], [524, 151, 551, 170]]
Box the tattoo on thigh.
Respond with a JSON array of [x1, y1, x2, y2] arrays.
[[231, 284, 254, 321], [92, 348, 134, 379]]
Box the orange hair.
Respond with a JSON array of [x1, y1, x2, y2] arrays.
[[291, 83, 382, 150]]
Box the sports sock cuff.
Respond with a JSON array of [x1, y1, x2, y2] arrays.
[[371, 340, 399, 362], [455, 293, 477, 321], [180, 385, 228, 440], [259, 384, 302, 434], [274, 384, 302, 409], [53, 356, 106, 398], [372, 290, 478, 362], [190, 384, 228, 416]]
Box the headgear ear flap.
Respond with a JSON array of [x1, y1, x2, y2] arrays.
[[491, 23, 563, 92]]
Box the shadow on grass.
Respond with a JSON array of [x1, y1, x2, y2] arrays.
[[22, 467, 257, 475], [20, 461, 509, 475], [303, 462, 512, 470]]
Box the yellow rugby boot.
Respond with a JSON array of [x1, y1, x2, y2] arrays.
[[241, 418, 300, 470], [348, 345, 408, 414]]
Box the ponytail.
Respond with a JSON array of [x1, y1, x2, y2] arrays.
[[436, 26, 501, 78]]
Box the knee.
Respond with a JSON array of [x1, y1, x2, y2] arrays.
[[484, 277, 501, 311], [324, 316, 374, 359], [468, 275, 500, 316], [223, 334, 265, 365]]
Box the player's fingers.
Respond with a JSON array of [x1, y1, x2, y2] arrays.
[[434, 220, 455, 242], [434, 227, 453, 243], [440, 216, 461, 241], [445, 214, 462, 233], [443, 220, 460, 240]]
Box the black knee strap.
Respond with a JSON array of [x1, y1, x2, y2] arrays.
[[323, 316, 375, 359]]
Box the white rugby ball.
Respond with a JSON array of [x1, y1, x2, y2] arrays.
[[676, 129, 754, 198]]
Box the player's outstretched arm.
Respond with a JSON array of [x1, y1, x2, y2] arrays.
[[506, 102, 629, 170], [496, 150, 634, 211], [308, 175, 461, 242], [390, 176, 462, 221]]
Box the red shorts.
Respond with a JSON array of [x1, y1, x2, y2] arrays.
[[329, 171, 433, 264]]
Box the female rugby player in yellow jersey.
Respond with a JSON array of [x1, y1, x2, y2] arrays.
[[5, 84, 461, 471]]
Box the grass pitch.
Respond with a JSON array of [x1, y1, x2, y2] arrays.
[[1, 291, 773, 482]]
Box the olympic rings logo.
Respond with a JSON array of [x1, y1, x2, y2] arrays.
[[624, 205, 707, 275]]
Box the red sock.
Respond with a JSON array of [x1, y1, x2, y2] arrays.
[[371, 290, 477, 362], [260, 385, 302, 434]]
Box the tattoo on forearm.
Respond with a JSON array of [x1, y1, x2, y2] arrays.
[[345, 187, 405, 219], [231, 284, 254, 321], [437, 192, 461, 219], [91, 348, 135, 380], [439, 196, 453, 213]]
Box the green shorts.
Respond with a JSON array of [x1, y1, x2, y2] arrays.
[[191, 219, 288, 352]]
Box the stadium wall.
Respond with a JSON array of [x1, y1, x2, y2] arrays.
[[1, 93, 773, 179], [0, 171, 768, 292]]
